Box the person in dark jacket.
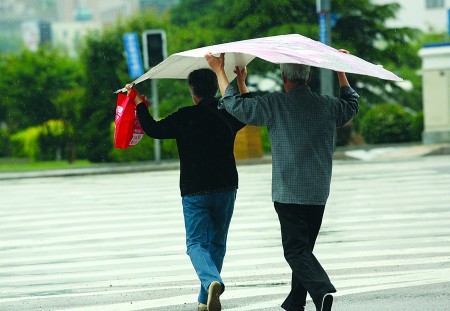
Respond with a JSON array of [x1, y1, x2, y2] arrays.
[[125, 68, 244, 311]]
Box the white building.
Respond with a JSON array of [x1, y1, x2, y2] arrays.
[[372, 0, 450, 33], [51, 21, 101, 57], [419, 43, 450, 144], [0, 0, 180, 53]]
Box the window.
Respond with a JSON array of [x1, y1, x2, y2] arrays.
[[426, 0, 444, 9]]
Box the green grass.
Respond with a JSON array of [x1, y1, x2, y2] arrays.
[[0, 158, 93, 172]]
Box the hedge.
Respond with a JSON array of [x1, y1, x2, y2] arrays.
[[109, 122, 179, 162], [361, 103, 418, 144], [10, 120, 73, 161], [0, 128, 11, 157]]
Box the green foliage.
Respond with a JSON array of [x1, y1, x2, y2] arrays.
[[332, 1, 420, 109], [78, 11, 181, 163], [53, 87, 86, 161], [260, 127, 271, 153], [10, 126, 41, 160], [161, 139, 179, 159], [410, 110, 424, 142], [110, 135, 155, 162], [0, 0, 426, 163], [10, 120, 73, 161], [171, 0, 421, 106], [79, 30, 123, 163], [0, 128, 11, 157], [39, 119, 73, 161], [0, 46, 83, 132], [360, 103, 414, 144], [336, 122, 353, 146], [170, 0, 217, 26], [351, 97, 370, 134], [419, 32, 449, 45], [0, 159, 91, 172], [109, 121, 179, 162]]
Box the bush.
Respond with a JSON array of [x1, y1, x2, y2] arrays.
[[109, 122, 179, 162], [10, 120, 73, 161], [161, 139, 179, 159], [360, 103, 414, 144], [0, 128, 11, 157], [39, 120, 73, 161], [260, 127, 271, 153], [410, 110, 424, 142], [10, 126, 41, 159], [109, 135, 155, 162], [336, 121, 353, 146]]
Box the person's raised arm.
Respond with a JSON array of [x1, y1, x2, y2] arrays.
[[234, 66, 249, 95], [333, 49, 359, 127], [336, 49, 350, 87], [205, 53, 229, 97], [125, 84, 177, 139]]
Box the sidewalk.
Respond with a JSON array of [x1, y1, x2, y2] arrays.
[[333, 142, 450, 161], [0, 143, 449, 180]]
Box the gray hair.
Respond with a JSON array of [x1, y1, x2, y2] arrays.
[[280, 63, 311, 83]]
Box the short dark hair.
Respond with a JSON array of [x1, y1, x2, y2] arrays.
[[188, 68, 218, 99]]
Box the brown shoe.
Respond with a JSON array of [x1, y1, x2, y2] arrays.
[[207, 281, 222, 311], [198, 302, 207, 311]]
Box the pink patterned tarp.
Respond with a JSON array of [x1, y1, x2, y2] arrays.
[[118, 34, 402, 92]]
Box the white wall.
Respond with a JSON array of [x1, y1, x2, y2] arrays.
[[419, 44, 450, 143], [372, 0, 450, 33], [51, 22, 101, 57]]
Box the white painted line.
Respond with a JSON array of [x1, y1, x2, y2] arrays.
[[50, 272, 450, 311]]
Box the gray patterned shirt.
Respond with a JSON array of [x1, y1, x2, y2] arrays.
[[220, 84, 359, 205]]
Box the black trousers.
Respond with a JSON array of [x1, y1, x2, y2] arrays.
[[274, 202, 336, 311]]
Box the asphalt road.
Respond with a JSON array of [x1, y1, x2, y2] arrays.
[[1, 155, 450, 310]]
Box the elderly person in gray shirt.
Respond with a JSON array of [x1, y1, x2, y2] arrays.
[[206, 51, 359, 311]]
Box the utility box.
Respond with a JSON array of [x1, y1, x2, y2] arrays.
[[419, 43, 450, 144], [234, 126, 263, 160]]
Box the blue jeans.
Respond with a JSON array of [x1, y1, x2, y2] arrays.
[[182, 189, 237, 304]]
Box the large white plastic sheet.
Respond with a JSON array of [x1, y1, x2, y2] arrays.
[[117, 34, 402, 92]]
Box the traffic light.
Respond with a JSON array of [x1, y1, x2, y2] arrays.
[[142, 30, 167, 70]]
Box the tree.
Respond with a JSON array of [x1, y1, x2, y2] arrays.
[[0, 46, 83, 133], [77, 11, 190, 162], [77, 0, 424, 162], [170, 0, 218, 26], [170, 0, 421, 108], [79, 30, 124, 162], [331, 1, 420, 108]]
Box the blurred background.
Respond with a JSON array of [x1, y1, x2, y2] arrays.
[[0, 0, 449, 168]]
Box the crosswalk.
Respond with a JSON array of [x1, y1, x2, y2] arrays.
[[1, 156, 450, 310]]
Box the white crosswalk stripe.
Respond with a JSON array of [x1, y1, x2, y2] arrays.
[[1, 156, 450, 310]]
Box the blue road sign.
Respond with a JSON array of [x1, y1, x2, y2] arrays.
[[319, 13, 327, 44], [123, 32, 144, 79]]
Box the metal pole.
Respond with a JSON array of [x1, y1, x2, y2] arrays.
[[151, 79, 161, 163], [317, 0, 334, 96]]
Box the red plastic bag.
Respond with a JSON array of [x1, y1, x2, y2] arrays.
[[114, 89, 149, 149]]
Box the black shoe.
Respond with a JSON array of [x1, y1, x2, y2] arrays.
[[317, 293, 333, 311]]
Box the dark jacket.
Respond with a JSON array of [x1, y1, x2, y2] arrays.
[[136, 97, 245, 196]]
